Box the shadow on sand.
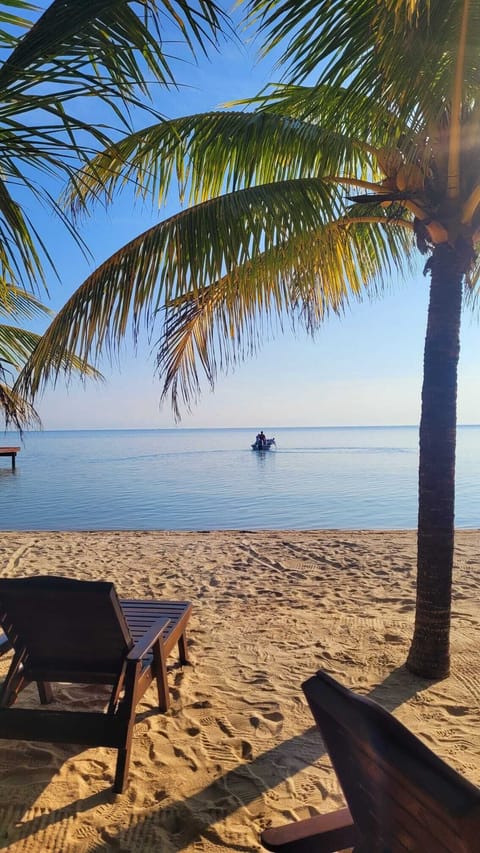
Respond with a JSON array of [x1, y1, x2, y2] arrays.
[[0, 665, 432, 851]]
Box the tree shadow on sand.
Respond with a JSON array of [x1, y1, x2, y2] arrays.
[[0, 665, 432, 851], [0, 682, 117, 850]]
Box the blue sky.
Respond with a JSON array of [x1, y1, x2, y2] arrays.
[[21, 7, 480, 430]]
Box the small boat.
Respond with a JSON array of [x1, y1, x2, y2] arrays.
[[251, 436, 276, 451]]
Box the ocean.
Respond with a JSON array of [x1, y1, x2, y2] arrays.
[[2, 426, 479, 530]]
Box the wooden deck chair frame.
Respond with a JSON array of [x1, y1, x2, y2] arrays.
[[261, 670, 480, 852], [0, 575, 192, 793]]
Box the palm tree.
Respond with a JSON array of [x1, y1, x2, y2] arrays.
[[16, 1, 480, 678], [0, 0, 227, 428]]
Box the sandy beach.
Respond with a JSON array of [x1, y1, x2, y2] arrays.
[[0, 529, 479, 851]]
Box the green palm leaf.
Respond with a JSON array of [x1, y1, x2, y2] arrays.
[[0, 0, 232, 426], [16, 177, 414, 405], [0, 0, 227, 95], [0, 325, 48, 369], [0, 286, 52, 320], [64, 107, 383, 217], [155, 213, 414, 416], [0, 323, 103, 379], [0, 378, 41, 430], [247, 1, 480, 131], [0, 0, 231, 297]]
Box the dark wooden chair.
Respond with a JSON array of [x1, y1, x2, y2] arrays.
[[261, 670, 480, 852], [0, 575, 192, 792]]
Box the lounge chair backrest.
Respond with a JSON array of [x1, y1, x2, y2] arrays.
[[303, 671, 480, 852], [0, 576, 133, 679]]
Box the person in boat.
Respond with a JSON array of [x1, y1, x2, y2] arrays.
[[259, 430, 266, 449]]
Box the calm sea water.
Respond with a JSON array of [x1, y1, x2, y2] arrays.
[[2, 426, 480, 530]]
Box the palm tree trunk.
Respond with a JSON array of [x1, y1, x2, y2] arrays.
[[406, 242, 465, 679]]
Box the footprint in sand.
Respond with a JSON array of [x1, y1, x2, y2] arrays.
[[200, 732, 238, 765], [193, 840, 233, 852], [229, 739, 253, 761], [74, 824, 100, 841], [443, 705, 471, 717], [261, 710, 283, 723], [224, 766, 264, 802], [173, 745, 198, 771], [247, 671, 270, 685], [216, 717, 235, 737], [264, 788, 281, 803], [73, 837, 104, 853], [191, 699, 213, 710], [133, 722, 150, 739], [384, 632, 404, 644], [92, 802, 117, 823]]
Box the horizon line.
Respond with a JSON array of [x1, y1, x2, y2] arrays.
[[5, 423, 480, 433]]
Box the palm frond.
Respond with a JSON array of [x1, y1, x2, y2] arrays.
[[0, 176, 48, 290], [19, 171, 418, 406], [0, 322, 103, 390], [247, 1, 480, 131], [64, 108, 377, 214], [0, 0, 228, 95], [155, 214, 415, 417], [0, 366, 41, 431], [14, 339, 103, 392], [19, 178, 340, 388], [0, 324, 47, 370], [229, 82, 406, 144], [0, 1, 231, 300]]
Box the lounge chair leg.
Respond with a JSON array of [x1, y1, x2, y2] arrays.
[[0, 648, 27, 707], [178, 631, 189, 665], [153, 639, 169, 711], [2, 672, 26, 707], [114, 660, 140, 793], [37, 681, 53, 704], [114, 741, 132, 794]]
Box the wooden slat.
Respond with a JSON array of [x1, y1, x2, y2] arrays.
[[261, 807, 356, 852], [0, 707, 127, 748], [120, 600, 192, 657]]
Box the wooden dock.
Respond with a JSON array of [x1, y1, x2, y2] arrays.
[[0, 447, 20, 469]]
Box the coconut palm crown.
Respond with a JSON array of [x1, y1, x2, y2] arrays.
[[16, 0, 480, 677]]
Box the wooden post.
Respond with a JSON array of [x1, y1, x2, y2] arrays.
[[0, 447, 20, 469]]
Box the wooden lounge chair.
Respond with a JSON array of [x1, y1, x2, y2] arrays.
[[0, 575, 192, 792], [261, 670, 480, 852]]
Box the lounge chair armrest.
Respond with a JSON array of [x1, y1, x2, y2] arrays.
[[261, 807, 355, 853], [127, 617, 170, 661]]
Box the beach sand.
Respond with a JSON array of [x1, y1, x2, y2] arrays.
[[0, 529, 478, 851]]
